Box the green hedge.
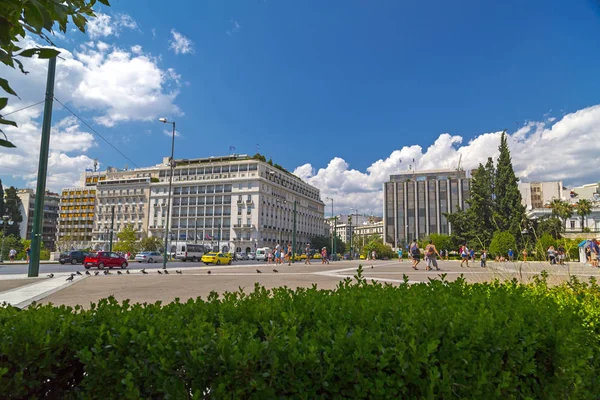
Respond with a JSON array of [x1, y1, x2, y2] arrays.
[[1, 268, 599, 399]]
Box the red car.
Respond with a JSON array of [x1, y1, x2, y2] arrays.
[[83, 251, 128, 270]]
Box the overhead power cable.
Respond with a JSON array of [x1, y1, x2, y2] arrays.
[[53, 97, 140, 169], [1, 100, 45, 117]]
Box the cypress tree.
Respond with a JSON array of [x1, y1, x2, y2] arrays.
[[466, 162, 495, 246], [3, 186, 23, 237], [494, 131, 525, 237], [0, 179, 5, 219]]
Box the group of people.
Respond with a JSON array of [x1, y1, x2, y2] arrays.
[[266, 243, 293, 266], [5, 247, 31, 262], [585, 239, 599, 267]]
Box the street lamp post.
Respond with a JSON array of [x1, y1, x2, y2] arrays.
[[351, 208, 359, 259], [0, 215, 14, 263], [159, 118, 176, 269], [326, 197, 335, 261]]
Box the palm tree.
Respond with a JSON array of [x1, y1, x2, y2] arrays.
[[575, 199, 593, 231], [549, 199, 573, 231]]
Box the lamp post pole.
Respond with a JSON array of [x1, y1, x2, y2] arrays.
[[326, 197, 334, 261], [292, 200, 297, 263], [0, 215, 14, 263], [109, 205, 115, 252], [159, 118, 176, 269]]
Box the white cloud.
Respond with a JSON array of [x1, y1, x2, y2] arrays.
[[163, 129, 182, 138], [87, 13, 138, 39], [131, 44, 143, 54], [0, 37, 183, 191], [169, 29, 194, 55], [294, 104, 600, 215], [226, 20, 241, 36]]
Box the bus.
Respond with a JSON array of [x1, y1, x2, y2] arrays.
[[173, 242, 210, 262]]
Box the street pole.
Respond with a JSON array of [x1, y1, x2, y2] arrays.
[[333, 216, 337, 261], [161, 120, 176, 269], [1, 216, 13, 263], [292, 200, 297, 263], [348, 215, 353, 260], [29, 57, 57, 277], [217, 223, 221, 252], [109, 205, 115, 252]]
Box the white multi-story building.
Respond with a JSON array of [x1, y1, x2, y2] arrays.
[[519, 181, 565, 209], [147, 155, 325, 254]]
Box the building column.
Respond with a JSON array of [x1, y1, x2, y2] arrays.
[[447, 179, 452, 235], [393, 182, 398, 249], [435, 179, 441, 234], [404, 181, 408, 241], [414, 181, 418, 239], [458, 179, 463, 208], [425, 180, 430, 236]]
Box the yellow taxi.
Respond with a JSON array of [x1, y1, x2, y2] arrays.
[[313, 253, 322, 259], [201, 252, 232, 265]]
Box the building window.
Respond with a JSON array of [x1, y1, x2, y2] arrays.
[[570, 220, 576, 230]]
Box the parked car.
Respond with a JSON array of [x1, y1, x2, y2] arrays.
[[248, 252, 256, 260], [59, 250, 89, 265], [201, 252, 232, 265], [236, 252, 249, 261], [83, 251, 128, 269], [134, 251, 162, 263]]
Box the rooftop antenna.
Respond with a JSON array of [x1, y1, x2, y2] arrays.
[[93, 158, 98, 172], [456, 153, 463, 172]]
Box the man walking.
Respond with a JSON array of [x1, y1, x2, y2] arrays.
[[304, 243, 311, 265], [410, 239, 420, 270], [481, 249, 488, 268], [9, 248, 17, 262]]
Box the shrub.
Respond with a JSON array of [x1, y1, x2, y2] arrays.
[[489, 230, 517, 258], [0, 269, 599, 398]]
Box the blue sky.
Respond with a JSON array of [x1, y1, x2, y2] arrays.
[[2, 0, 600, 213]]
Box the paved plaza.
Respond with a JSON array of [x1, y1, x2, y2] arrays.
[[1, 259, 599, 309]]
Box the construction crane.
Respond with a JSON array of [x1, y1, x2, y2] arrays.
[[456, 153, 463, 172]]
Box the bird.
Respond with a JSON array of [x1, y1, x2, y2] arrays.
[[273, 269, 279, 273], [117, 271, 122, 275], [164, 270, 169, 275], [176, 270, 182, 274], [256, 269, 262, 274], [141, 269, 148, 275], [47, 273, 54, 278], [126, 270, 130, 274], [157, 270, 162, 275], [94, 271, 100, 276], [85, 271, 91, 275], [76, 271, 82, 275], [66, 275, 74, 282], [371, 265, 374, 269], [207, 270, 211, 275]]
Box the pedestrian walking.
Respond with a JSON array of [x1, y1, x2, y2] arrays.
[[460, 243, 469, 267], [287, 243, 293, 266], [469, 248, 475, 262], [304, 244, 311, 265], [397, 248, 403, 262], [26, 247, 31, 262], [558, 244, 566, 265], [9, 248, 16, 262], [321, 247, 329, 264], [522, 249, 528, 263], [508, 248, 514, 262], [371, 250, 376, 261], [424, 240, 440, 271], [410, 239, 420, 270], [481, 249, 488, 268], [267, 250, 273, 265]]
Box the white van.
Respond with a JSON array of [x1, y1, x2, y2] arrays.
[[255, 247, 271, 261], [174, 242, 209, 262]]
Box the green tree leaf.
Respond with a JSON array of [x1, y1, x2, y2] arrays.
[[0, 138, 16, 148], [17, 47, 60, 59], [0, 78, 18, 97], [24, 2, 45, 32]]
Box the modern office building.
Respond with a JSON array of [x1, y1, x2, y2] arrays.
[[16, 189, 60, 250], [56, 187, 97, 250], [518, 181, 565, 209], [383, 169, 470, 247]]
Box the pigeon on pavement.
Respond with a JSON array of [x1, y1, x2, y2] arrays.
[[273, 269, 279, 273], [256, 269, 262, 274], [164, 270, 169, 275], [176, 270, 182, 274], [207, 270, 211, 275], [85, 271, 91, 275], [126, 270, 130, 274], [157, 270, 163, 275], [76, 271, 82, 275], [141, 269, 148, 274], [47, 273, 54, 278], [94, 271, 100, 276], [117, 271, 122, 275], [66, 275, 74, 282]]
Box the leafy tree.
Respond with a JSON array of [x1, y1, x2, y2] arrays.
[[494, 131, 525, 237], [252, 153, 266, 162], [465, 161, 495, 245], [575, 199, 592, 231], [0, 233, 23, 260], [445, 208, 472, 249], [363, 238, 395, 259], [140, 235, 162, 252], [114, 224, 139, 255], [1, 0, 111, 148], [535, 216, 563, 240], [309, 235, 345, 257], [534, 233, 556, 261], [3, 186, 22, 237], [428, 234, 452, 252], [489, 230, 516, 258]]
